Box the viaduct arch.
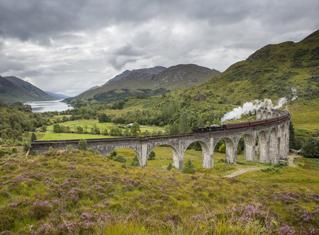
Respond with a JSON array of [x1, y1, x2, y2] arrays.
[[31, 110, 290, 169]]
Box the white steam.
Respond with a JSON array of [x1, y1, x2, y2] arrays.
[[221, 88, 297, 123]]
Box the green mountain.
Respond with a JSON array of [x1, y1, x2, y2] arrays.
[[70, 64, 220, 102], [0, 76, 53, 103], [101, 29, 319, 136]]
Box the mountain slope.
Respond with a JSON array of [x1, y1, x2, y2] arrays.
[[102, 29, 319, 135], [0, 76, 53, 103], [71, 64, 220, 102], [45, 91, 69, 100]]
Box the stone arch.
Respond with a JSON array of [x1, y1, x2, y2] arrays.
[[183, 139, 213, 169], [213, 137, 238, 164], [147, 142, 182, 169], [108, 145, 141, 166], [258, 130, 270, 163]]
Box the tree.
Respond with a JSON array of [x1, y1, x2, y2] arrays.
[[98, 113, 110, 123], [182, 160, 195, 174], [130, 122, 141, 136], [131, 155, 140, 166], [302, 138, 319, 158], [167, 162, 173, 171], [148, 151, 156, 160], [289, 122, 298, 149], [31, 132, 37, 142], [53, 124, 61, 133], [76, 126, 84, 134]]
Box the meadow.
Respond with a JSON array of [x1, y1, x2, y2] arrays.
[[36, 120, 166, 140], [0, 147, 318, 234]]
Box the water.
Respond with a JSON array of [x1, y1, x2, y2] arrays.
[[24, 100, 73, 113]]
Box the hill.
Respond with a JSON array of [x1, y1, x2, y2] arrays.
[[0, 76, 53, 103], [97, 30, 319, 138], [70, 64, 220, 102], [45, 91, 69, 100]]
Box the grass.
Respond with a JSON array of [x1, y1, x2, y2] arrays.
[[288, 98, 319, 133], [0, 147, 318, 234], [47, 120, 165, 134], [37, 120, 166, 140], [36, 132, 112, 140]]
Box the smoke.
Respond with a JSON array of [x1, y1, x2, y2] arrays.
[[221, 88, 297, 123], [221, 99, 274, 122]]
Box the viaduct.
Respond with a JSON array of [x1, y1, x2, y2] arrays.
[[31, 109, 290, 169]]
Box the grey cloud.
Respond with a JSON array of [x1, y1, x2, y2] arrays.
[[0, 0, 318, 96]]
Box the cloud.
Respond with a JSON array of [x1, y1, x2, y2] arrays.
[[0, 0, 318, 96]]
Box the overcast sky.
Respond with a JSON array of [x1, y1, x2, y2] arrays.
[[0, 0, 318, 96]]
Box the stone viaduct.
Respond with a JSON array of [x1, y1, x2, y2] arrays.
[[31, 109, 290, 169]]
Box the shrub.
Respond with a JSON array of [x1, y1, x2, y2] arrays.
[[78, 139, 88, 151], [302, 138, 319, 158], [167, 162, 173, 171], [30, 201, 52, 219], [114, 155, 127, 163], [131, 155, 140, 166], [98, 113, 111, 123], [53, 124, 62, 133], [76, 126, 84, 134], [182, 160, 195, 174], [148, 151, 156, 160], [108, 151, 117, 159], [31, 132, 37, 142]]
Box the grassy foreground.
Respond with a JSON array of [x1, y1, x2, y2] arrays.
[[0, 147, 318, 234]]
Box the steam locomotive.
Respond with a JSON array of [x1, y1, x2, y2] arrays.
[[193, 113, 289, 133]]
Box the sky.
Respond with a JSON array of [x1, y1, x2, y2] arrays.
[[0, 0, 318, 96]]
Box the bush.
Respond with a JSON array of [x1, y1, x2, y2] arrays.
[[131, 155, 140, 166], [167, 162, 173, 171], [53, 124, 62, 133], [30, 201, 52, 219], [98, 113, 111, 123], [182, 160, 195, 174], [108, 151, 117, 159], [114, 155, 127, 163], [148, 151, 156, 160], [31, 132, 37, 142], [302, 138, 319, 158], [76, 126, 84, 134], [78, 139, 88, 151]]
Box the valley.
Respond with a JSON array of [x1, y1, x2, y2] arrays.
[[0, 26, 318, 235]]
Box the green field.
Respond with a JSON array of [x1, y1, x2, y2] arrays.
[[47, 120, 165, 134], [36, 132, 112, 140], [36, 120, 166, 140], [289, 99, 319, 132], [0, 147, 318, 234]]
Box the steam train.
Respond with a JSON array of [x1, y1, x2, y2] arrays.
[[193, 113, 289, 133]]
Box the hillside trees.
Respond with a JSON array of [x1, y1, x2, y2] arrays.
[[0, 103, 46, 144]]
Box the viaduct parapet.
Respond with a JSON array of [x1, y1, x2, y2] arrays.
[[31, 110, 290, 169]]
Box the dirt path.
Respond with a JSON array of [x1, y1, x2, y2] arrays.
[[225, 154, 301, 178], [224, 167, 263, 178]]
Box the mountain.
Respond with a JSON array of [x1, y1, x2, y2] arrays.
[[103, 29, 319, 136], [0, 76, 53, 103], [70, 64, 220, 102], [45, 91, 69, 100]]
